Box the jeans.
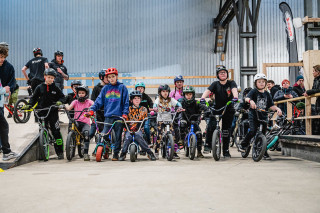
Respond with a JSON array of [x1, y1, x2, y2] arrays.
[[0, 107, 11, 154], [144, 119, 150, 143], [121, 130, 150, 154], [102, 117, 123, 154]]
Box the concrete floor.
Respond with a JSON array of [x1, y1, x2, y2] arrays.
[[1, 146, 320, 213]]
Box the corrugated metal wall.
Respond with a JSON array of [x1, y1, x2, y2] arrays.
[[0, 0, 306, 91]]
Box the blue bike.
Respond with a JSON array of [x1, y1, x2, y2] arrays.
[[182, 113, 202, 160]]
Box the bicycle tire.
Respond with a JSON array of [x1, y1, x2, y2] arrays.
[[161, 138, 166, 159], [167, 134, 174, 161], [39, 129, 49, 161], [252, 133, 267, 162], [96, 146, 103, 162], [211, 130, 221, 161], [129, 144, 137, 162], [77, 138, 84, 158], [66, 131, 76, 161], [14, 99, 31, 123], [189, 134, 196, 160], [184, 140, 189, 157]]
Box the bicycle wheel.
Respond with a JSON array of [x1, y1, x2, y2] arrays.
[[230, 135, 235, 147], [184, 140, 189, 157], [77, 138, 84, 158], [252, 133, 267, 162], [161, 137, 166, 159], [39, 129, 49, 161], [66, 131, 76, 161], [211, 130, 221, 161], [166, 134, 174, 161], [96, 146, 103, 162], [129, 144, 137, 162], [14, 99, 31, 123], [189, 134, 196, 160]]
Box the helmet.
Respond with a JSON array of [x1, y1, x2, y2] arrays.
[[216, 65, 228, 79], [183, 85, 195, 104], [0, 42, 9, 48], [106, 67, 118, 76], [33, 48, 42, 57], [71, 80, 82, 88], [135, 82, 145, 89], [76, 85, 89, 102], [129, 90, 142, 100], [44, 68, 57, 78], [254, 73, 267, 82], [243, 87, 252, 97], [174, 75, 184, 83], [99, 69, 106, 80], [158, 84, 170, 95], [54, 50, 64, 58]]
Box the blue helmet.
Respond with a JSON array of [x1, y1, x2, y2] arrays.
[[174, 75, 184, 83], [135, 82, 146, 89]]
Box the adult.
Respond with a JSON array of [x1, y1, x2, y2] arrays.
[[273, 79, 298, 114], [267, 80, 280, 99], [21, 48, 49, 93], [0, 42, 19, 160], [49, 50, 69, 91], [200, 66, 238, 158], [293, 75, 306, 97]]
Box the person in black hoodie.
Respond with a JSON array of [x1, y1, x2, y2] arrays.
[[267, 80, 280, 99], [293, 75, 306, 97], [26, 68, 65, 159], [49, 50, 69, 91], [180, 85, 207, 158], [89, 70, 108, 139]]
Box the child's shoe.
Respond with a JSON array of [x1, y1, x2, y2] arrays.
[[112, 153, 119, 161], [119, 153, 126, 161], [173, 153, 180, 159], [84, 154, 90, 161], [57, 152, 64, 160], [197, 151, 204, 158], [147, 152, 156, 161], [154, 152, 159, 160], [2, 151, 19, 161]]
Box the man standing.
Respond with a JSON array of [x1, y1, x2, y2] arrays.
[[0, 42, 19, 160], [49, 50, 69, 91]]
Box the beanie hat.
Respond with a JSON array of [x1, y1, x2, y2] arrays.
[[282, 79, 290, 85], [296, 75, 304, 82]]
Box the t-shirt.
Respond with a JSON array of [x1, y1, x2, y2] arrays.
[[70, 99, 94, 125], [25, 57, 48, 81], [207, 80, 237, 108], [247, 88, 274, 118]]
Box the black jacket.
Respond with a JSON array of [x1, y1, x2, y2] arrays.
[[91, 82, 105, 122], [180, 98, 207, 123], [29, 83, 65, 109], [0, 60, 16, 93], [270, 85, 280, 98], [306, 76, 320, 112], [49, 59, 68, 86], [293, 83, 306, 97]]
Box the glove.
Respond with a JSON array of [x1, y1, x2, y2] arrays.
[[200, 98, 206, 105], [85, 111, 94, 117], [232, 98, 238, 102], [56, 101, 63, 106], [122, 114, 128, 120]]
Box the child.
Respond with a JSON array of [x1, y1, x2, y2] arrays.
[[239, 73, 282, 160], [89, 70, 109, 139], [65, 85, 94, 161], [179, 86, 207, 158], [88, 67, 129, 161], [27, 68, 65, 159], [119, 90, 156, 161], [65, 80, 82, 127], [133, 81, 153, 145], [169, 75, 184, 100], [153, 84, 183, 159]]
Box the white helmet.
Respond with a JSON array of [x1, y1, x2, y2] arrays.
[[254, 73, 267, 82]]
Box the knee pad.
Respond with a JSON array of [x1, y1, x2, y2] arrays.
[[56, 138, 63, 145], [83, 130, 89, 141]]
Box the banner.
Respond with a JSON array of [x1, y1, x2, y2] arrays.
[[279, 2, 300, 83]]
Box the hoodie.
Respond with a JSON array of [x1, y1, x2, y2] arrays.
[[292, 83, 305, 97], [49, 59, 69, 86], [0, 60, 16, 93], [90, 81, 129, 118]]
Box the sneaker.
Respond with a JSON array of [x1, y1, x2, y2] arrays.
[[112, 153, 119, 161], [204, 145, 211, 153], [140, 151, 146, 156], [57, 152, 64, 160], [263, 152, 272, 160], [2, 151, 19, 161], [223, 150, 231, 158], [84, 154, 90, 161], [155, 153, 159, 160], [119, 153, 126, 161], [173, 153, 180, 159], [197, 151, 204, 158], [147, 152, 157, 161]]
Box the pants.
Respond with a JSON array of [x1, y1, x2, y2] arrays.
[[180, 120, 202, 151], [39, 109, 63, 154], [121, 130, 151, 154], [205, 108, 235, 152], [144, 119, 151, 144], [0, 107, 11, 154], [77, 121, 90, 154], [102, 117, 123, 154], [8, 88, 19, 106], [241, 111, 267, 146]]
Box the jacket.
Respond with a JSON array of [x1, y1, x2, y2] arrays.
[[29, 83, 65, 109], [0, 60, 16, 93], [306, 76, 320, 112]]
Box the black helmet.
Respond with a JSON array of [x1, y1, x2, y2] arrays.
[[129, 90, 142, 100], [216, 65, 228, 79], [99, 70, 106, 80], [158, 84, 171, 95], [71, 80, 82, 88], [33, 48, 43, 57], [44, 68, 57, 78], [76, 85, 89, 102], [54, 50, 63, 58]]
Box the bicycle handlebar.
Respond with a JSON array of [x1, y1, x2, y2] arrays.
[[33, 105, 59, 120]]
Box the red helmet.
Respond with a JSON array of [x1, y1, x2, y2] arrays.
[[106, 67, 118, 76]]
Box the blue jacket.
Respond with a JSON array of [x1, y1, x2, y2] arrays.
[[90, 81, 129, 118], [0, 60, 16, 93]]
